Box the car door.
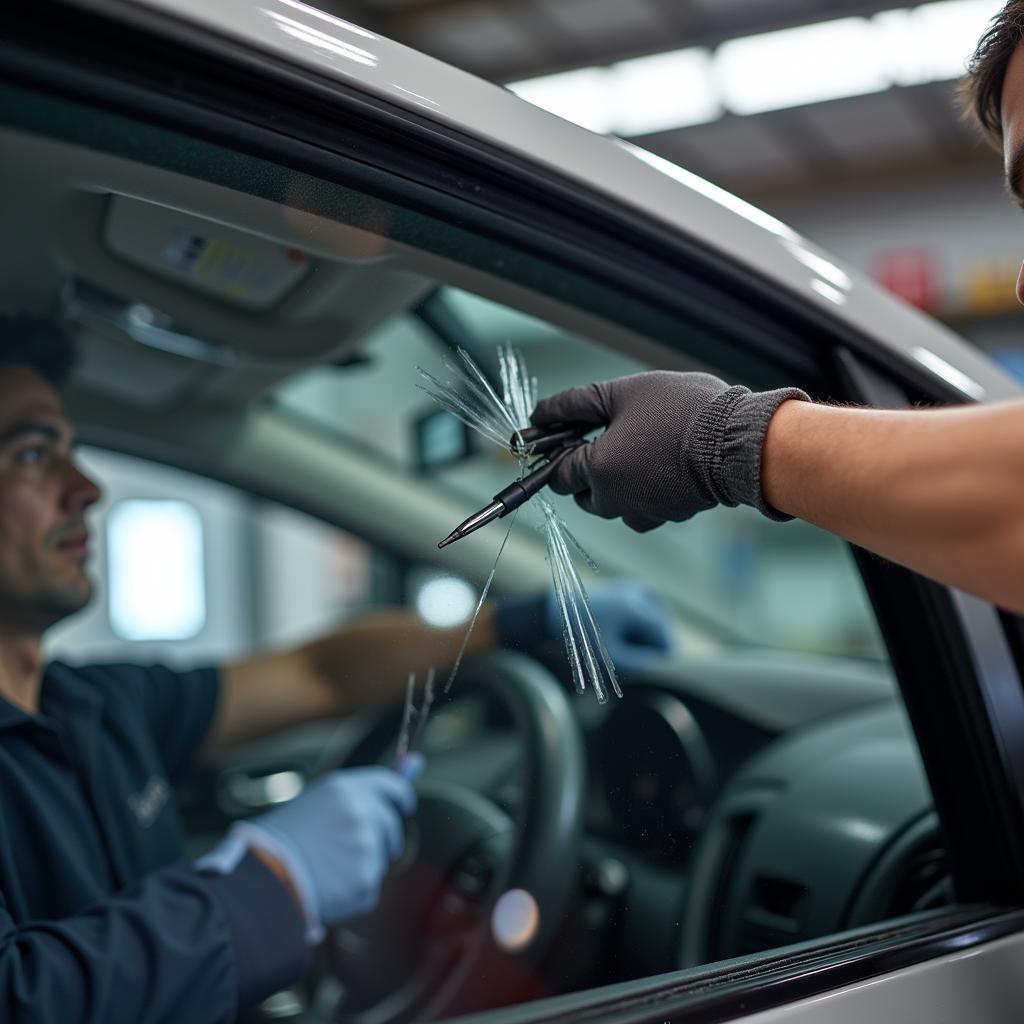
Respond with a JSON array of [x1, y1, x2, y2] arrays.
[[7, 3, 1024, 1023]]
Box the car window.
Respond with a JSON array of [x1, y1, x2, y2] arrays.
[[273, 286, 885, 660], [8, 78, 951, 1023]]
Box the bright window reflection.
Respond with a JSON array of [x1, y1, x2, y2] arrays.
[[415, 573, 476, 628], [107, 500, 206, 641]]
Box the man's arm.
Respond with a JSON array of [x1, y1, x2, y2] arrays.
[[204, 606, 497, 755], [762, 398, 1024, 614], [531, 372, 1024, 615], [0, 855, 307, 1024]]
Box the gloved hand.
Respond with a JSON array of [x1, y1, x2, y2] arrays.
[[231, 758, 421, 942], [496, 581, 675, 673], [531, 371, 809, 531]]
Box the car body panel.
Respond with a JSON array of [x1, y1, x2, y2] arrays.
[[738, 928, 1024, 1023], [124, 0, 1020, 403]]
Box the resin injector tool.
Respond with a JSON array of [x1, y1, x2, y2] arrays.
[[437, 423, 590, 549]]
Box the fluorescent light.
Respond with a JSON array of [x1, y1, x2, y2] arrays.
[[415, 574, 477, 628], [611, 49, 719, 135], [910, 0, 1001, 81], [107, 500, 206, 641], [875, 2, 1000, 85], [508, 1, 999, 134], [716, 18, 889, 115], [911, 346, 987, 399], [509, 49, 717, 136], [874, 8, 932, 87], [508, 67, 615, 134]]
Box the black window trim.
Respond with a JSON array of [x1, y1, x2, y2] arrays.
[[5, 3, 1024, 1020], [450, 907, 1024, 1024], [839, 351, 1024, 910]]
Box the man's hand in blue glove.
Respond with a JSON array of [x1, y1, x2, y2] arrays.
[[229, 757, 421, 942], [496, 581, 675, 674]]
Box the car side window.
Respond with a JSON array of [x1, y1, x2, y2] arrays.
[[12, 79, 956, 1023], [273, 287, 886, 664]]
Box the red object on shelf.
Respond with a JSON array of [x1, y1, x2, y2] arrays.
[[873, 250, 939, 311]]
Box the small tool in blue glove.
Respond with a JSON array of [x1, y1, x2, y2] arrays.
[[231, 761, 421, 942]]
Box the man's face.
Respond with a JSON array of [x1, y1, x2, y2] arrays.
[[0, 367, 101, 633], [1001, 43, 1024, 303]]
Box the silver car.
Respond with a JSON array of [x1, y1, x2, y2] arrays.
[[5, 1, 1024, 1022]]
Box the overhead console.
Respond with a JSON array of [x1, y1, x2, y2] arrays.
[[1, 127, 433, 411]]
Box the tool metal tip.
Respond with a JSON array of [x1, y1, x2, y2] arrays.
[[437, 531, 460, 549]]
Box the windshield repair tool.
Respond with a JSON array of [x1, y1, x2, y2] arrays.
[[419, 346, 621, 703], [437, 424, 589, 549], [394, 667, 436, 764]]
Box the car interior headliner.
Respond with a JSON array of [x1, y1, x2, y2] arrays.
[[0, 124, 690, 586]]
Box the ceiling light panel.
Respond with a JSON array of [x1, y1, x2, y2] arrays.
[[901, 0, 1000, 83], [613, 49, 720, 135], [715, 18, 890, 115], [509, 66, 615, 133], [507, 0, 1002, 135]]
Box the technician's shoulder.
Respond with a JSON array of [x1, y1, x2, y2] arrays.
[[49, 659, 168, 691], [47, 660, 183, 705], [45, 661, 219, 723], [45, 661, 221, 781]]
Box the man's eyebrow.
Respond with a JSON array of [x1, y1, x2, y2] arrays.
[[0, 421, 70, 448], [1007, 144, 1024, 208]]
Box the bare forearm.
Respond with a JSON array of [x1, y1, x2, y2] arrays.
[[210, 607, 495, 754], [762, 399, 1024, 612], [303, 605, 497, 716]]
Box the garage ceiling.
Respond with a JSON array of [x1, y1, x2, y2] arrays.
[[323, 0, 1000, 199]]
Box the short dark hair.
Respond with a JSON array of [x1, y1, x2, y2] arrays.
[[0, 317, 76, 387], [961, 3, 1024, 149]]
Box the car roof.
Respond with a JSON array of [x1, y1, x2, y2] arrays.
[[107, 0, 1016, 401]]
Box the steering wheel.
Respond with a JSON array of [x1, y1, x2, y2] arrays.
[[310, 651, 587, 1024]]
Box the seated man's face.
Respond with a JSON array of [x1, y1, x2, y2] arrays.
[[0, 367, 101, 633]]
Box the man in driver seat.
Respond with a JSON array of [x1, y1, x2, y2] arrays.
[[0, 319, 672, 1022]]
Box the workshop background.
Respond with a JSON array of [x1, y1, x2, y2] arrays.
[[313, 0, 1013, 356], [46, 0, 1016, 667]]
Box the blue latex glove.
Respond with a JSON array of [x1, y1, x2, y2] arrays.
[[231, 757, 421, 942], [497, 581, 675, 674]]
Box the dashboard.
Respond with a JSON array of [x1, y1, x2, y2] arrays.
[[188, 647, 949, 996]]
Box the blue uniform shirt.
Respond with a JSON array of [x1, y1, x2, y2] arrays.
[[0, 661, 308, 1023]]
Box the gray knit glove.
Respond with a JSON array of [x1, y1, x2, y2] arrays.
[[531, 371, 809, 532]]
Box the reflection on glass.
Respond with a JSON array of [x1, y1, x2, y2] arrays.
[[107, 500, 206, 641]]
